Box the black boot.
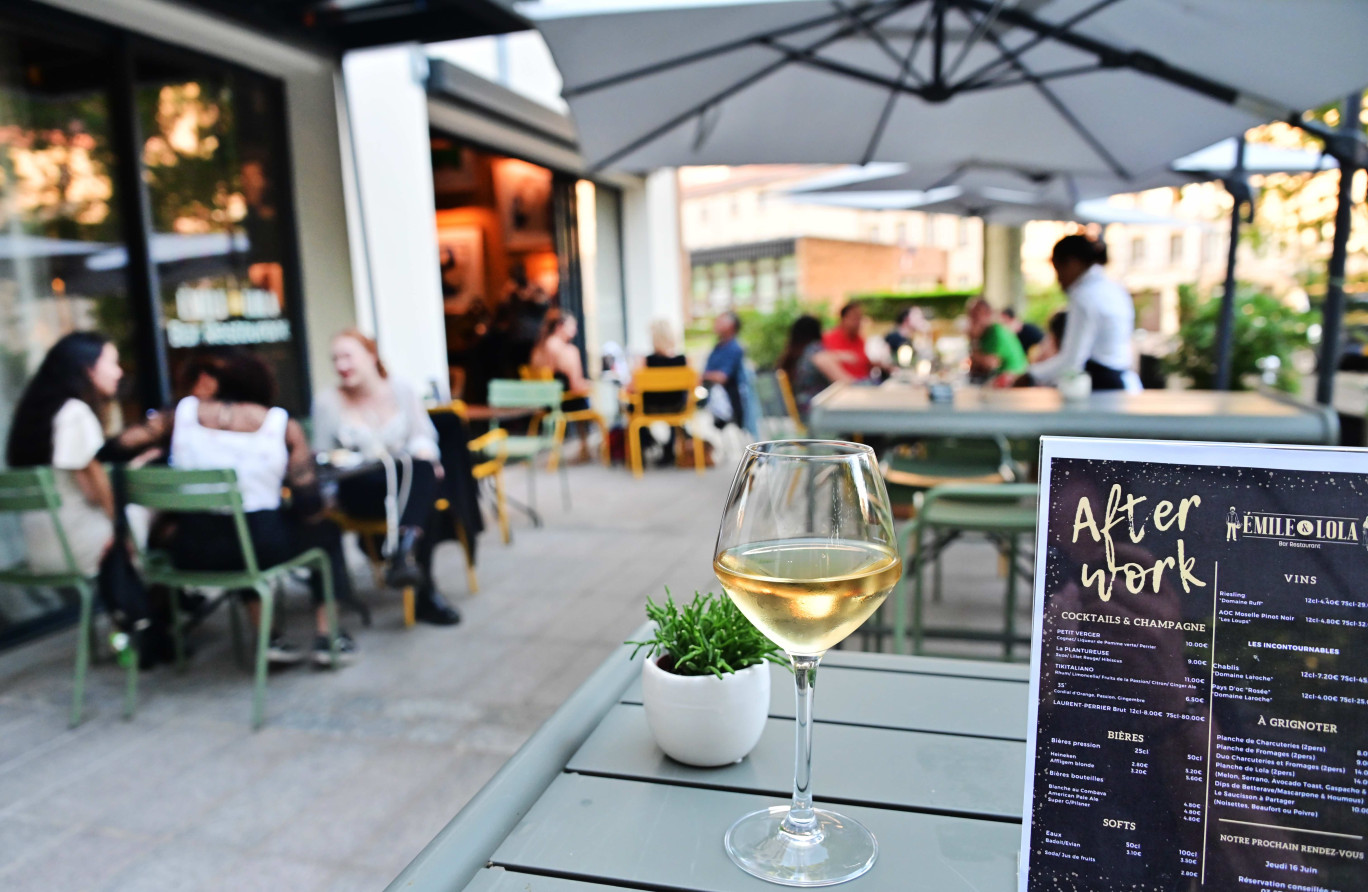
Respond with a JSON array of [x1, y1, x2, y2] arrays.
[[385, 527, 425, 588], [414, 586, 461, 626]]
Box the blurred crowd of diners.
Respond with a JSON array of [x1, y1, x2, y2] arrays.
[[8, 326, 481, 674]]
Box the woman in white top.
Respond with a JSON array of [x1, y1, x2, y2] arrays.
[[312, 330, 459, 626], [165, 349, 356, 667], [1027, 234, 1140, 392], [7, 333, 146, 576]]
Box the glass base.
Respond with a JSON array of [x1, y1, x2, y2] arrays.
[[724, 805, 877, 887]]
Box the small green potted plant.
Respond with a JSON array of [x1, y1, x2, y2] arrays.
[[629, 590, 784, 767]]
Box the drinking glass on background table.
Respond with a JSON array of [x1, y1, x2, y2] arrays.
[[713, 440, 901, 886]]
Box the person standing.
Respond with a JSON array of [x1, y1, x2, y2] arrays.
[[703, 311, 747, 430], [822, 303, 874, 380], [1025, 234, 1139, 392], [967, 298, 1029, 382]]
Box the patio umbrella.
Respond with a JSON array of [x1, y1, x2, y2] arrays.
[[785, 185, 1192, 226], [526, 0, 1368, 179], [529, 0, 1368, 401]]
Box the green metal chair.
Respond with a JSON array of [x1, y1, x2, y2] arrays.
[[880, 435, 1017, 520], [894, 482, 1039, 661], [0, 467, 135, 727], [487, 379, 569, 518], [123, 466, 340, 730]]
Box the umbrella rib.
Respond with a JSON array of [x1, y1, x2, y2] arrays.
[[587, 2, 911, 170], [953, 0, 1122, 92], [958, 62, 1105, 93], [860, 8, 936, 164], [976, 19, 1131, 181], [943, 0, 1005, 81], [768, 38, 930, 94], [901, 0, 940, 83], [956, 0, 1279, 115], [562, 0, 898, 99], [829, 0, 927, 88]]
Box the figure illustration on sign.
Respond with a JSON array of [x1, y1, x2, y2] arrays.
[[1227, 506, 1239, 541]]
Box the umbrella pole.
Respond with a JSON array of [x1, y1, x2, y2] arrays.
[[1315, 93, 1364, 407], [1214, 137, 1247, 391]]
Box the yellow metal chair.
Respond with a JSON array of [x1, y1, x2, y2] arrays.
[[330, 413, 495, 623], [441, 400, 511, 546], [329, 513, 420, 627], [627, 366, 704, 479], [774, 368, 807, 435], [519, 365, 610, 470]]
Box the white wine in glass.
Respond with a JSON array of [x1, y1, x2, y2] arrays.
[[713, 441, 901, 886]]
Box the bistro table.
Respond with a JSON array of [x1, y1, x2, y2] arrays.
[[807, 382, 1339, 445], [387, 634, 1030, 892]]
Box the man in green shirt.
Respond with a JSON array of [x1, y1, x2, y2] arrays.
[[967, 298, 1028, 380]]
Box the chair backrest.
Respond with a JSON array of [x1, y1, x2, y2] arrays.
[[488, 379, 563, 411], [0, 467, 80, 576], [773, 369, 807, 434], [431, 400, 466, 420], [124, 467, 259, 575], [519, 365, 555, 382], [0, 467, 62, 514], [630, 366, 699, 416], [921, 435, 1013, 474]]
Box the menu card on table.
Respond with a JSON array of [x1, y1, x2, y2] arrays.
[[1020, 438, 1368, 892]]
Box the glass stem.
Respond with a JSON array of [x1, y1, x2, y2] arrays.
[[783, 654, 822, 837]]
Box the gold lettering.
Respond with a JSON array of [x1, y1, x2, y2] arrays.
[[1153, 500, 1175, 531], [1175, 539, 1206, 592], [1073, 497, 1101, 543], [1176, 495, 1201, 531]]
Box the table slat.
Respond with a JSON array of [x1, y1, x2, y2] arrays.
[[464, 867, 641, 892], [491, 774, 1018, 892], [821, 649, 1031, 680], [621, 663, 1030, 741], [568, 704, 1025, 820]]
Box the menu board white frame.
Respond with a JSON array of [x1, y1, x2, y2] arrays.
[[1020, 437, 1368, 892]]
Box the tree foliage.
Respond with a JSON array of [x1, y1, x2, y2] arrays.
[[1165, 285, 1312, 393]]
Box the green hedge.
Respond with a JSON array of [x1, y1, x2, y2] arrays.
[[848, 289, 979, 323]]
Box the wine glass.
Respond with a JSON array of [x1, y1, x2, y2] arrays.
[[713, 440, 901, 886]]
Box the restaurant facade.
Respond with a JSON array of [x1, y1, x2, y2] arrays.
[[0, 0, 683, 647]]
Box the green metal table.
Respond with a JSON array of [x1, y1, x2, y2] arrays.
[[387, 639, 1030, 892], [808, 383, 1340, 444]]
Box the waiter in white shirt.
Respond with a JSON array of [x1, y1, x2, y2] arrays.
[[1026, 234, 1140, 391]]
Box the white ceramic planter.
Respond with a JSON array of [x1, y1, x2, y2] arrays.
[[641, 656, 771, 767]]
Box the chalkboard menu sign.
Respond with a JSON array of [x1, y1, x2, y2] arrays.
[[1021, 438, 1368, 892]]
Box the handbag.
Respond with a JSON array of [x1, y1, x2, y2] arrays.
[[97, 464, 152, 644]]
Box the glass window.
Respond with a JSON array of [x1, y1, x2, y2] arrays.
[[755, 256, 779, 311], [1131, 236, 1146, 265], [136, 54, 306, 413], [0, 25, 136, 438], [1170, 233, 1185, 264], [731, 261, 756, 307], [0, 20, 134, 644], [778, 254, 798, 298]]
